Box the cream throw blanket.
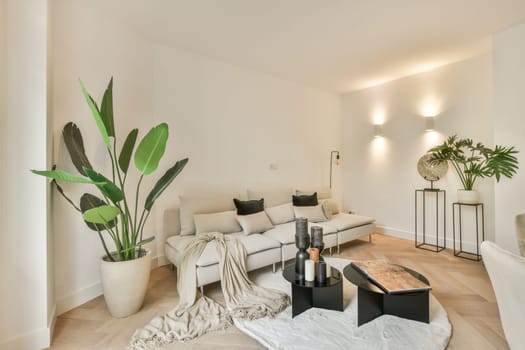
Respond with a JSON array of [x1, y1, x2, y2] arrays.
[[129, 232, 290, 349]]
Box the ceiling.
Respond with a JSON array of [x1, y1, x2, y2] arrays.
[[94, 0, 525, 93]]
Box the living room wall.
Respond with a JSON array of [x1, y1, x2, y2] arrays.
[[51, 0, 157, 315], [493, 22, 525, 254], [151, 44, 341, 260], [0, 0, 52, 348], [51, 1, 341, 315], [341, 54, 495, 250]]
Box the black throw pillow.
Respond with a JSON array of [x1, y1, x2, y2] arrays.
[[233, 198, 265, 215], [292, 192, 318, 206]]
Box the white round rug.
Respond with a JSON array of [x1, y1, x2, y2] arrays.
[[234, 257, 451, 350]]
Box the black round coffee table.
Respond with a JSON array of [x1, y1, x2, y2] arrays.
[[343, 263, 430, 326], [282, 264, 343, 317]]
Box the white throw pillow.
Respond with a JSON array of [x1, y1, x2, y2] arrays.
[[193, 210, 242, 235], [265, 202, 295, 225], [179, 193, 238, 236], [293, 204, 328, 223], [237, 211, 274, 235], [321, 201, 333, 220], [320, 198, 340, 215]]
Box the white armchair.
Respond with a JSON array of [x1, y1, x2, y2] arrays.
[[480, 241, 525, 349]]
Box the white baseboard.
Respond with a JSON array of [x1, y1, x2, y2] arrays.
[[155, 254, 170, 267], [56, 281, 103, 316], [377, 225, 479, 253], [48, 303, 56, 345], [0, 325, 50, 350]]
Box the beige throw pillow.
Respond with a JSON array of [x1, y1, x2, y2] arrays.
[[193, 210, 242, 235], [265, 202, 295, 225], [179, 193, 238, 236], [293, 204, 328, 223], [320, 199, 340, 215], [236, 211, 274, 235]]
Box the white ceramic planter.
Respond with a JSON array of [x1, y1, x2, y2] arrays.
[[100, 249, 151, 318], [457, 189, 480, 204]]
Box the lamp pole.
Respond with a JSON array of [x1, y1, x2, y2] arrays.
[[330, 151, 340, 188]]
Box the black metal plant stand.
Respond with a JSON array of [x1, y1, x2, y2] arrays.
[[452, 202, 484, 261], [415, 189, 446, 252]]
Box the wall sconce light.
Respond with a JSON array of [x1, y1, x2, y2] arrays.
[[329, 151, 340, 188], [373, 124, 383, 138], [425, 116, 435, 131]]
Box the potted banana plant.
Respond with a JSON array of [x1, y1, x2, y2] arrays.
[[427, 135, 518, 203], [32, 78, 188, 317]]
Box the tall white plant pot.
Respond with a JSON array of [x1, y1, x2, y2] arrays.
[[457, 189, 480, 204], [100, 249, 152, 318]]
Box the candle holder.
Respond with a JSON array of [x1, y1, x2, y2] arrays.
[[311, 226, 324, 261], [295, 218, 310, 280]]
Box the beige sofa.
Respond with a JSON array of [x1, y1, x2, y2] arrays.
[[163, 187, 375, 287]]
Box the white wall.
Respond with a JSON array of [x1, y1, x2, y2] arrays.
[[0, 0, 7, 343], [51, 1, 341, 315], [51, 0, 155, 315], [0, 0, 52, 348], [152, 44, 341, 258], [493, 23, 525, 254], [341, 54, 494, 250]]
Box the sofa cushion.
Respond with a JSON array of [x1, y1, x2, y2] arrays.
[[237, 211, 274, 235], [292, 192, 318, 206], [293, 204, 327, 223], [320, 198, 340, 215], [179, 193, 238, 235], [193, 210, 242, 235], [265, 202, 295, 225], [247, 187, 293, 207], [263, 221, 337, 245], [233, 198, 264, 215], [324, 213, 375, 231], [167, 233, 281, 267], [321, 201, 333, 220]]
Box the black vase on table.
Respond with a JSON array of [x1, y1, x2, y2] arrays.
[[311, 225, 324, 261], [295, 217, 310, 281]]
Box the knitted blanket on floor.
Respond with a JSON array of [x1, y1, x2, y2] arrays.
[[129, 232, 290, 350]]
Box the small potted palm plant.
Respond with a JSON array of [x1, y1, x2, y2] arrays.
[[32, 78, 188, 317], [427, 135, 518, 203]]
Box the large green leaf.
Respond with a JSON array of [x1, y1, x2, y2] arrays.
[[62, 122, 92, 176], [100, 77, 115, 137], [79, 80, 111, 149], [31, 169, 103, 184], [83, 168, 124, 203], [144, 158, 188, 211], [134, 123, 169, 175], [118, 128, 138, 174], [83, 205, 121, 225], [80, 193, 117, 231], [136, 236, 155, 246]]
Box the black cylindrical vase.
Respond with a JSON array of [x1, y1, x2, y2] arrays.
[[295, 249, 309, 281], [311, 226, 324, 261], [317, 261, 327, 284], [295, 217, 310, 279]]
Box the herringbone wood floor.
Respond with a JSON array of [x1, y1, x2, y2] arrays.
[[49, 234, 509, 349]]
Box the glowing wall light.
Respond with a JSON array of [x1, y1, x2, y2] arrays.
[[373, 124, 383, 138], [424, 116, 435, 131]]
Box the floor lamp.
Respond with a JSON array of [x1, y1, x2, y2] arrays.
[[330, 151, 340, 188]]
